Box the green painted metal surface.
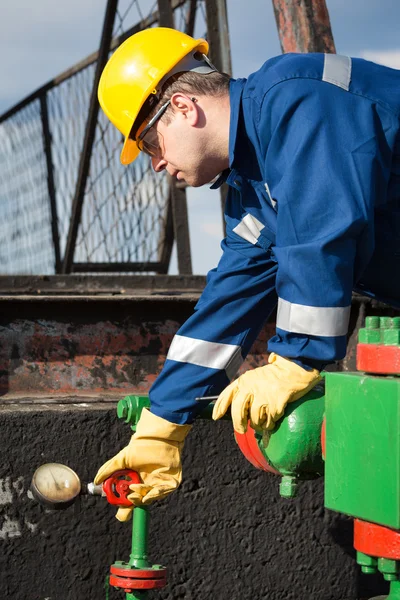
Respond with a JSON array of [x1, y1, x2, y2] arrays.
[[357, 551, 378, 575], [129, 507, 150, 568], [257, 383, 325, 490], [126, 593, 147, 600], [117, 394, 231, 430], [359, 316, 400, 345], [378, 558, 400, 582], [387, 580, 400, 599], [325, 371, 400, 528], [118, 395, 150, 432]]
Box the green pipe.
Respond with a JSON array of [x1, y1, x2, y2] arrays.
[[117, 395, 230, 432], [126, 592, 147, 600], [123, 507, 151, 600], [387, 580, 400, 599], [129, 506, 150, 568]]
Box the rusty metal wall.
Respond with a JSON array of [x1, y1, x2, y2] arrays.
[[0, 276, 274, 399]]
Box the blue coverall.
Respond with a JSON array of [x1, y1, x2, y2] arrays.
[[150, 52, 400, 424]]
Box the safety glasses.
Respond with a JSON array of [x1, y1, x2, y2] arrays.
[[136, 99, 171, 158]]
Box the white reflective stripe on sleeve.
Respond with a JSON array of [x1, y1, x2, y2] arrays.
[[277, 298, 351, 337], [167, 335, 243, 380], [322, 54, 352, 91], [233, 213, 265, 245]]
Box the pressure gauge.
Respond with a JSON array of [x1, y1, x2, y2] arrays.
[[31, 463, 81, 509]]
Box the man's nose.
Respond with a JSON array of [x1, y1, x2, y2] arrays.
[[151, 156, 167, 173]]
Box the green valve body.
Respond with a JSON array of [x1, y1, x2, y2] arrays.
[[257, 383, 325, 494]]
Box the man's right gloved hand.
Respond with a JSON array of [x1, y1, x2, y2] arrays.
[[94, 408, 191, 522]]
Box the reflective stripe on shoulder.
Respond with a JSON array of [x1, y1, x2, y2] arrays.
[[322, 54, 352, 91], [264, 182, 277, 210], [167, 334, 243, 380], [233, 213, 265, 245], [277, 298, 350, 337]]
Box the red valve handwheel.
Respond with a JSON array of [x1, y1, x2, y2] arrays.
[[103, 470, 140, 507]]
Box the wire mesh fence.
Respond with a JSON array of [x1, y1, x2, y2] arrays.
[[0, 0, 208, 275]]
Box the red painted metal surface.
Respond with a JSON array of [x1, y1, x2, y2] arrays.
[[271, 0, 336, 54], [234, 425, 279, 474], [109, 574, 167, 590], [357, 343, 400, 375], [110, 565, 167, 579], [103, 470, 140, 506], [321, 416, 326, 460], [354, 519, 400, 559]]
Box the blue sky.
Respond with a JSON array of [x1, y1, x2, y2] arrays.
[[1, 0, 400, 274]]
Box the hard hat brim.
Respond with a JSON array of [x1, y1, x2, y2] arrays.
[[120, 136, 140, 165]]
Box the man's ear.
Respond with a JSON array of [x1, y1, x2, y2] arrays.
[[170, 93, 199, 125]]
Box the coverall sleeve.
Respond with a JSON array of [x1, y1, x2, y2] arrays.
[[260, 78, 374, 366], [149, 226, 278, 424]]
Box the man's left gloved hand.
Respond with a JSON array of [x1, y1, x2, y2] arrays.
[[212, 352, 321, 434]]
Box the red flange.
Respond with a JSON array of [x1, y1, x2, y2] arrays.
[[110, 565, 167, 579], [109, 574, 167, 590], [357, 343, 400, 375], [234, 424, 279, 474], [354, 519, 400, 559]]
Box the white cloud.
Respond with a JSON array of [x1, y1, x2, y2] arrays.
[[359, 50, 400, 69]]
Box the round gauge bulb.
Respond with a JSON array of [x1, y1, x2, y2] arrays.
[[31, 463, 81, 509]]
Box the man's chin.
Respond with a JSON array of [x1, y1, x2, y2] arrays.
[[186, 174, 220, 188]]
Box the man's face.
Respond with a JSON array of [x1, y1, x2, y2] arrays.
[[143, 94, 226, 187]]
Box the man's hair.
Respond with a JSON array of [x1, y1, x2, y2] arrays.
[[148, 70, 230, 124]]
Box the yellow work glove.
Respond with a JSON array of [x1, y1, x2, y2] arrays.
[[212, 352, 321, 434], [94, 408, 191, 522]]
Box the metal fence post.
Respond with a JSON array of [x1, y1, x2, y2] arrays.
[[40, 93, 61, 273], [271, 0, 336, 53], [157, 0, 193, 274], [204, 0, 232, 236], [61, 0, 119, 273]]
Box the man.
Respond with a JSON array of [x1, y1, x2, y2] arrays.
[[94, 27, 400, 521]]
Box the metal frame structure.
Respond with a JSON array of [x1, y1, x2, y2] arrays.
[[0, 0, 230, 275]]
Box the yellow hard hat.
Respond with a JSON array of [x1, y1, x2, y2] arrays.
[[98, 27, 209, 165]]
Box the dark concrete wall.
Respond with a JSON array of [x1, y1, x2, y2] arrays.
[[0, 405, 388, 600]]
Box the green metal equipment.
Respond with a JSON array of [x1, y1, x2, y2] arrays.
[[324, 315, 400, 600]]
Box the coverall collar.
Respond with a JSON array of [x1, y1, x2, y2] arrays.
[[228, 77, 245, 168], [210, 77, 245, 190]]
